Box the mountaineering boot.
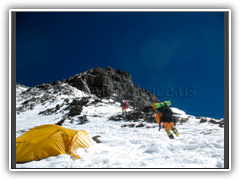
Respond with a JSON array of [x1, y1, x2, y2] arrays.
[[171, 127, 179, 137], [168, 134, 174, 139], [166, 130, 174, 139]]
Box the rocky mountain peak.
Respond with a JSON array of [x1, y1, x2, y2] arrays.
[[62, 66, 160, 108]]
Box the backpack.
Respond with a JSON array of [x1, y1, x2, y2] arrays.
[[157, 101, 173, 118], [120, 98, 128, 107], [120, 98, 124, 106]]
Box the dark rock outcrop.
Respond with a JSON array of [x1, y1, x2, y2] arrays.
[[77, 115, 89, 125], [68, 106, 83, 117], [63, 66, 160, 108], [209, 119, 224, 128], [65, 97, 90, 117], [121, 123, 146, 128], [180, 117, 189, 123], [92, 135, 101, 143], [200, 117, 208, 123], [219, 119, 224, 127], [109, 108, 156, 123]]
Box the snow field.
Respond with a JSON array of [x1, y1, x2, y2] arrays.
[[16, 91, 224, 169]]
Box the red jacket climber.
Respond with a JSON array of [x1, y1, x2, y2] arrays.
[[121, 100, 128, 115]]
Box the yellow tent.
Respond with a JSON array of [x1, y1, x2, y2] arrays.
[[16, 124, 92, 163]]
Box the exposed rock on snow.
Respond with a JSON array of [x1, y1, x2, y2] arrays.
[[200, 117, 208, 123], [62, 66, 160, 108], [209, 119, 224, 127], [77, 115, 89, 125], [180, 117, 189, 123], [92, 135, 101, 143], [109, 108, 156, 123]]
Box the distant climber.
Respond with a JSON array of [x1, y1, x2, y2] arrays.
[[152, 101, 179, 139], [120, 98, 128, 115]]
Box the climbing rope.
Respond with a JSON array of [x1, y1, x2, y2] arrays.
[[191, 137, 220, 153], [127, 112, 138, 121]]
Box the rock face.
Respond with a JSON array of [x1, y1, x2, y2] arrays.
[[200, 117, 208, 123], [63, 66, 160, 108], [17, 66, 160, 114], [16, 66, 160, 124]]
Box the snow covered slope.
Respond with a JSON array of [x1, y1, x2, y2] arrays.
[[15, 83, 224, 169]]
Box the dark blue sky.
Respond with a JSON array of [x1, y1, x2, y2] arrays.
[[16, 11, 224, 118]]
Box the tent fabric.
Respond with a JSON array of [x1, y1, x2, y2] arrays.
[[16, 124, 92, 163]]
